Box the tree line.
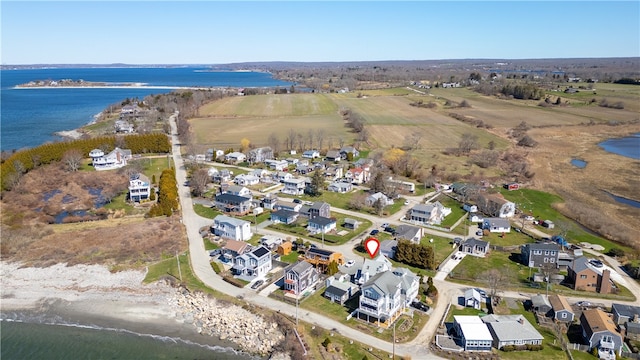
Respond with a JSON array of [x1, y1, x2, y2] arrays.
[[394, 240, 435, 270], [1, 133, 170, 191], [147, 168, 179, 217]]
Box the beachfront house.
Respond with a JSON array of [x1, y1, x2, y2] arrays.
[[232, 246, 272, 279], [481, 314, 544, 350], [90, 147, 131, 171], [128, 173, 150, 202], [284, 261, 319, 296]]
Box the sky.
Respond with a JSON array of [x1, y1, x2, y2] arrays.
[[2, 1, 639, 64]]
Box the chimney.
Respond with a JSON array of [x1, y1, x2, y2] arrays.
[[599, 269, 611, 294]]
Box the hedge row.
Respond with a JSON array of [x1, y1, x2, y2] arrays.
[[147, 168, 178, 217], [1, 133, 171, 191]]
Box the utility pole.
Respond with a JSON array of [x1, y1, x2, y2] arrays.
[[176, 251, 182, 282], [392, 320, 396, 359], [295, 290, 299, 328]]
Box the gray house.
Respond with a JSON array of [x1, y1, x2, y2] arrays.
[[394, 225, 423, 243], [325, 279, 358, 305], [580, 309, 623, 357], [284, 261, 319, 296], [215, 193, 252, 215], [611, 303, 640, 325], [521, 243, 560, 268], [530, 294, 552, 315], [308, 201, 330, 219], [482, 314, 544, 349], [459, 238, 489, 257], [549, 294, 574, 322]]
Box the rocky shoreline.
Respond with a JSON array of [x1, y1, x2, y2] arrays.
[[169, 287, 286, 357]]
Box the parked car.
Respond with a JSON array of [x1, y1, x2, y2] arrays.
[[576, 301, 591, 307], [381, 223, 389, 228], [384, 226, 395, 235], [476, 230, 483, 236], [404, 200, 410, 205], [411, 301, 430, 312], [370, 229, 379, 235], [345, 260, 355, 268], [209, 249, 221, 257], [293, 198, 302, 204], [589, 259, 604, 268], [251, 280, 264, 289]]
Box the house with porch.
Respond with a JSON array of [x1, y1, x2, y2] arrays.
[[128, 173, 150, 202], [345, 167, 369, 184], [284, 261, 319, 296], [282, 177, 306, 195], [222, 185, 252, 198], [358, 271, 403, 325], [232, 246, 272, 279], [409, 202, 450, 225], [276, 171, 293, 183], [221, 239, 251, 262], [392, 267, 420, 306], [304, 248, 344, 271], [261, 193, 278, 210], [234, 174, 260, 186], [212, 215, 252, 241], [265, 159, 288, 171], [459, 238, 490, 257], [580, 309, 623, 357], [328, 181, 352, 193], [90, 147, 132, 170], [214, 193, 252, 215], [224, 152, 247, 164], [324, 166, 343, 181]]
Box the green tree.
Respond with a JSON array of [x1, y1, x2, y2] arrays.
[[149, 188, 156, 201], [327, 261, 339, 276], [306, 169, 324, 197]]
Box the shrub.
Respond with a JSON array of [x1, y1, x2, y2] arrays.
[[502, 345, 516, 352], [322, 337, 331, 349], [526, 344, 543, 351]]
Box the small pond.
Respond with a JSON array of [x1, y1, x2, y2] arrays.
[[599, 133, 640, 160], [605, 191, 640, 209], [570, 159, 587, 168], [54, 210, 89, 224]]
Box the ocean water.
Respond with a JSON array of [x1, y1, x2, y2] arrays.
[[0, 67, 292, 151], [1, 320, 257, 360]]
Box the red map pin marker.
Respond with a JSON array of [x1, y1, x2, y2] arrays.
[[365, 237, 380, 258]]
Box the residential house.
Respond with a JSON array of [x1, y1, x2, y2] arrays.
[[328, 181, 352, 193], [128, 173, 150, 202], [323, 166, 343, 181], [214, 193, 252, 215], [213, 216, 252, 241], [302, 150, 320, 159], [460, 238, 490, 257], [395, 225, 424, 244], [307, 216, 336, 234], [409, 202, 450, 225], [568, 256, 612, 293], [282, 177, 306, 195], [308, 202, 330, 219], [234, 174, 260, 186], [325, 278, 358, 305], [325, 150, 341, 162], [277, 241, 292, 256], [286, 158, 299, 165], [530, 294, 552, 315], [355, 254, 393, 285], [549, 294, 575, 322], [296, 164, 312, 175], [270, 209, 299, 225], [481, 314, 544, 350], [213, 169, 233, 184], [465, 288, 483, 310], [392, 267, 420, 306], [463, 203, 478, 213], [261, 193, 278, 210], [251, 168, 271, 179], [265, 159, 288, 171], [626, 322, 640, 342], [276, 171, 293, 183], [114, 120, 134, 133], [365, 192, 393, 207], [284, 261, 319, 296], [354, 158, 374, 169], [223, 185, 252, 198], [339, 146, 360, 160], [274, 202, 302, 213], [343, 218, 360, 230], [380, 240, 397, 259], [358, 271, 404, 324], [248, 147, 274, 163], [304, 248, 344, 270], [386, 178, 416, 194], [221, 239, 251, 262], [208, 167, 219, 178], [476, 193, 516, 218], [580, 309, 623, 357], [90, 147, 131, 170], [521, 243, 560, 268], [224, 152, 247, 164], [260, 235, 283, 250], [482, 218, 511, 233], [345, 167, 369, 184], [452, 316, 493, 351], [232, 246, 272, 278], [611, 303, 640, 325]]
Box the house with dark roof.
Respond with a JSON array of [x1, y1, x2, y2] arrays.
[[530, 294, 552, 315], [232, 246, 272, 279], [459, 238, 489, 257], [307, 216, 336, 234], [482, 314, 544, 349], [482, 218, 511, 233], [325, 275, 358, 304], [580, 309, 623, 357], [270, 209, 299, 225], [611, 303, 640, 325], [325, 149, 342, 162], [339, 146, 360, 160], [568, 256, 612, 293], [284, 261, 319, 296], [308, 202, 330, 219], [549, 294, 574, 322], [409, 202, 450, 225], [521, 243, 560, 268], [343, 218, 360, 230], [304, 247, 344, 271], [214, 193, 252, 215]]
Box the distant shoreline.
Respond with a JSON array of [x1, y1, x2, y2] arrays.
[[15, 84, 225, 90]]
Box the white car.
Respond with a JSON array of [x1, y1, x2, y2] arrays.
[[404, 200, 410, 205], [345, 260, 355, 267]]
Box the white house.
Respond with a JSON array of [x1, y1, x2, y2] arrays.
[[224, 152, 247, 164], [482, 218, 511, 233], [234, 174, 260, 186], [452, 316, 493, 352], [482, 314, 544, 350], [90, 147, 131, 171], [409, 201, 451, 225], [276, 171, 293, 183], [358, 271, 403, 325], [222, 185, 252, 198], [128, 174, 150, 202], [464, 288, 483, 310], [328, 181, 352, 193], [265, 159, 289, 171], [307, 216, 336, 234], [282, 177, 306, 195], [365, 192, 393, 207], [302, 150, 320, 159], [345, 167, 370, 184], [212, 215, 252, 241]]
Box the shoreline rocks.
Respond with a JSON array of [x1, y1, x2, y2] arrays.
[[168, 287, 284, 356]]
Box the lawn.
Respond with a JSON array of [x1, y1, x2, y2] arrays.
[[269, 212, 372, 246], [279, 250, 301, 264], [193, 204, 220, 219]]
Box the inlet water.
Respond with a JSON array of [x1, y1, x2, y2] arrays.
[[599, 133, 640, 160]]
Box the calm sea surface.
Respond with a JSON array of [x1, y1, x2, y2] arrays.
[[0, 67, 292, 151]]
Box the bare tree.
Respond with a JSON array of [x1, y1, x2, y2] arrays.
[[62, 149, 83, 172], [458, 133, 479, 154], [405, 133, 422, 150], [481, 269, 505, 299], [327, 136, 334, 151], [307, 129, 315, 150], [267, 132, 280, 154], [190, 168, 210, 197], [296, 133, 305, 152], [315, 129, 325, 151], [339, 137, 345, 148], [286, 129, 297, 151]]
